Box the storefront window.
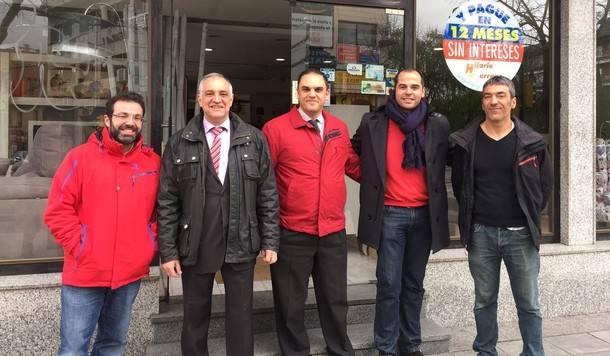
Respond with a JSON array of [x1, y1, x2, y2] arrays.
[[0, 1, 149, 266], [595, 0, 610, 232], [416, 0, 555, 241], [291, 2, 404, 109]]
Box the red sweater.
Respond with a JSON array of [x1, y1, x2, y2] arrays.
[[263, 107, 360, 236], [44, 128, 160, 289], [384, 119, 428, 207]]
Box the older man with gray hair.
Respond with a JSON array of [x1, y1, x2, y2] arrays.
[[157, 73, 280, 356]]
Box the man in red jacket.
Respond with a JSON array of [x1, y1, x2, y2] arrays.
[[44, 92, 160, 356], [263, 68, 360, 356]]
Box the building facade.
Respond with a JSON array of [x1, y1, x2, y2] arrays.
[[0, 0, 608, 354]]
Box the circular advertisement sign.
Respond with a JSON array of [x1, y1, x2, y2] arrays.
[[443, 0, 524, 91]]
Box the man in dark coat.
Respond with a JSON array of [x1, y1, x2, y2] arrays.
[[450, 75, 553, 356], [351, 69, 450, 356], [157, 73, 280, 356]]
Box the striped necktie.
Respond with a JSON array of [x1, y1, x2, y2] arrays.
[[308, 119, 320, 132], [209, 126, 225, 175]]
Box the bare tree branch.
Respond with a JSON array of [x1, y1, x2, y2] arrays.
[[597, 0, 610, 31]]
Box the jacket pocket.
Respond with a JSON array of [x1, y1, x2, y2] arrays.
[[249, 217, 261, 253], [146, 223, 158, 253], [174, 151, 199, 182], [178, 217, 191, 257], [241, 153, 261, 180], [73, 224, 88, 268], [518, 156, 544, 213], [131, 170, 159, 187]]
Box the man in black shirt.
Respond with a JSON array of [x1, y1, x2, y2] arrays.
[[450, 76, 553, 356]]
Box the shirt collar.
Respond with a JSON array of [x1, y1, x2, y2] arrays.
[[298, 107, 324, 124], [202, 116, 231, 133]]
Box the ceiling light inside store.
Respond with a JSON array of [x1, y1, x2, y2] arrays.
[[323, 60, 332, 64], [433, 47, 443, 51], [205, 48, 213, 52], [275, 58, 286, 62]]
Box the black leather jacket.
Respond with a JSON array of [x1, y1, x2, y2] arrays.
[[157, 113, 280, 266], [450, 117, 554, 248]]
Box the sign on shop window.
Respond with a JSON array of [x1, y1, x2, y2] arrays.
[[443, 0, 524, 91]]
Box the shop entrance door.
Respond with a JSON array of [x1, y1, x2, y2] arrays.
[[160, 0, 412, 297], [290, 0, 410, 285]]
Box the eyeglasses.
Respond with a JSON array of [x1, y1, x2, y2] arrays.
[[112, 112, 145, 124]]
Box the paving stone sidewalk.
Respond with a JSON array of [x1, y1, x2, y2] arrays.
[[434, 312, 610, 355]]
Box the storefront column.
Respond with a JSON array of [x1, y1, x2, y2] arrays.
[[559, 0, 596, 245]]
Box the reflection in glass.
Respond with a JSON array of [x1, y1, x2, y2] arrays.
[[417, 0, 553, 239], [595, 0, 610, 230], [0, 1, 149, 264], [292, 2, 404, 109]]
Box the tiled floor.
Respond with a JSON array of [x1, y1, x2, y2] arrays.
[[437, 312, 610, 356]]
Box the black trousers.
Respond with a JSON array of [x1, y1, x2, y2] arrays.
[[181, 260, 255, 356], [271, 228, 354, 356]]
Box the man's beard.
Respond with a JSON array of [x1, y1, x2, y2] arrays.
[[109, 121, 141, 145]]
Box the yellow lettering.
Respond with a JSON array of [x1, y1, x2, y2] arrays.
[[472, 27, 485, 40], [486, 27, 494, 40], [465, 63, 474, 74]]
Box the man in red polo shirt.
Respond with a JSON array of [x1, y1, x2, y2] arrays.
[[263, 68, 360, 356], [351, 69, 450, 356]]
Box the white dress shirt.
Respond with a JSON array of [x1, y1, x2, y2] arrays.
[[298, 107, 325, 139], [203, 116, 231, 184]]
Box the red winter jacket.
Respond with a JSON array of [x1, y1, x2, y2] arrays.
[[262, 107, 360, 237], [44, 128, 160, 289]]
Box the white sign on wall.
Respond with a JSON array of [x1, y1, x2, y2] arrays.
[[291, 13, 333, 48]]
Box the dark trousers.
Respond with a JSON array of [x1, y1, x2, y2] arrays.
[[375, 206, 432, 355], [181, 260, 256, 356], [271, 228, 354, 356]]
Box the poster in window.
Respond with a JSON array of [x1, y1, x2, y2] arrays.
[[442, 0, 524, 91], [361, 80, 385, 95]]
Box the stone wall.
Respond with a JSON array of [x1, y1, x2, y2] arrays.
[[423, 242, 610, 327], [0, 268, 159, 355]]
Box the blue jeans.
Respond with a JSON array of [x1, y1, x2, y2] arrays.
[[58, 280, 141, 356], [468, 224, 543, 356], [375, 206, 432, 355]]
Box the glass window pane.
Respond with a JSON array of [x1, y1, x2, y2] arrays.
[[0, 1, 149, 264], [357, 23, 377, 47], [417, 0, 554, 241], [292, 2, 404, 110], [596, 0, 610, 231], [338, 21, 358, 45]]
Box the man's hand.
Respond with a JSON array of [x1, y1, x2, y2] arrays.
[[162, 260, 182, 277], [261, 250, 278, 265]]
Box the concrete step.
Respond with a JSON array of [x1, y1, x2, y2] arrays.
[[146, 319, 450, 356], [151, 283, 378, 344]]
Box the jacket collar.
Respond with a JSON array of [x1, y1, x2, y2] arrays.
[[288, 106, 337, 131], [182, 112, 251, 142], [450, 116, 544, 151], [91, 127, 143, 157]]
